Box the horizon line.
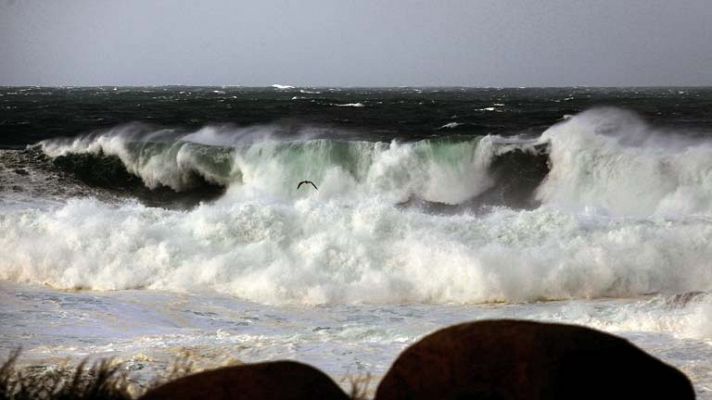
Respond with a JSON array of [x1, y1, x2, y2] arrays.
[[2, 84, 711, 89]]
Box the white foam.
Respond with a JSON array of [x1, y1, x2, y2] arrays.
[[3, 282, 709, 395], [1, 194, 711, 305], [271, 84, 295, 90], [5, 108, 712, 308], [537, 108, 712, 216]]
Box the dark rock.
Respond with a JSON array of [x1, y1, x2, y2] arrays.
[[375, 320, 695, 400], [139, 360, 349, 400]]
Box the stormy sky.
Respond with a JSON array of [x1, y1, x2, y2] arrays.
[[1, 0, 711, 86]]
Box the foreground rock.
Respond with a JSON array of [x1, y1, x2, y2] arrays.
[[376, 320, 695, 400], [140, 360, 349, 400]]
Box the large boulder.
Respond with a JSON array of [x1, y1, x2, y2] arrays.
[[376, 320, 695, 400], [140, 360, 349, 400]]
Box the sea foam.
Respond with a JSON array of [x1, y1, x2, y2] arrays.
[[537, 108, 712, 216], [3, 108, 711, 306], [1, 194, 710, 305]]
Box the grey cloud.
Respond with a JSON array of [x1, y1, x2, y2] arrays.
[[1, 0, 711, 86]]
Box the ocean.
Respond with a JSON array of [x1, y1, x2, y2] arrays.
[[0, 86, 711, 397]]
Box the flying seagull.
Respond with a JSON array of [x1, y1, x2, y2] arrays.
[[297, 180, 318, 191]]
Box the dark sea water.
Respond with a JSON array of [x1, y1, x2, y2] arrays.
[[1, 87, 711, 397], [3, 86, 712, 148]]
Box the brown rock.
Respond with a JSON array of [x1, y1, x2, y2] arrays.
[[376, 320, 695, 400], [140, 360, 349, 400]]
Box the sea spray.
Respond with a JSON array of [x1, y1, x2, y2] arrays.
[[40, 126, 499, 205], [537, 108, 712, 216], [1, 196, 710, 305]]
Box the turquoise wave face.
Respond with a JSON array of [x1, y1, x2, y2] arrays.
[[37, 122, 553, 210]]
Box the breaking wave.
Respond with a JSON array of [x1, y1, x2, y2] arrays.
[[537, 108, 712, 216], [39, 123, 548, 208], [1, 108, 711, 305]]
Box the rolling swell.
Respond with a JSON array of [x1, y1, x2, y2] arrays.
[[51, 151, 226, 207], [39, 123, 552, 210], [36, 108, 712, 216]]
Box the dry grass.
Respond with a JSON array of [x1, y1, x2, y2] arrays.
[[144, 349, 198, 391], [0, 349, 210, 400], [344, 373, 374, 400], [0, 350, 131, 400], [1, 350, 372, 399]]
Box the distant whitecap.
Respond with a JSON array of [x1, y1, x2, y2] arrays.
[[439, 122, 463, 129], [333, 102, 365, 108]]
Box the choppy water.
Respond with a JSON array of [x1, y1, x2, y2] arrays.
[[0, 87, 711, 397]]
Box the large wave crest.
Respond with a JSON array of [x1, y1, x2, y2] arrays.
[[1, 108, 710, 305]]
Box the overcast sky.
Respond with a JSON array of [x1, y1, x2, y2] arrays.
[[1, 0, 711, 86]]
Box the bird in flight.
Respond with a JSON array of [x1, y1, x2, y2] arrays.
[[297, 180, 318, 191]]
